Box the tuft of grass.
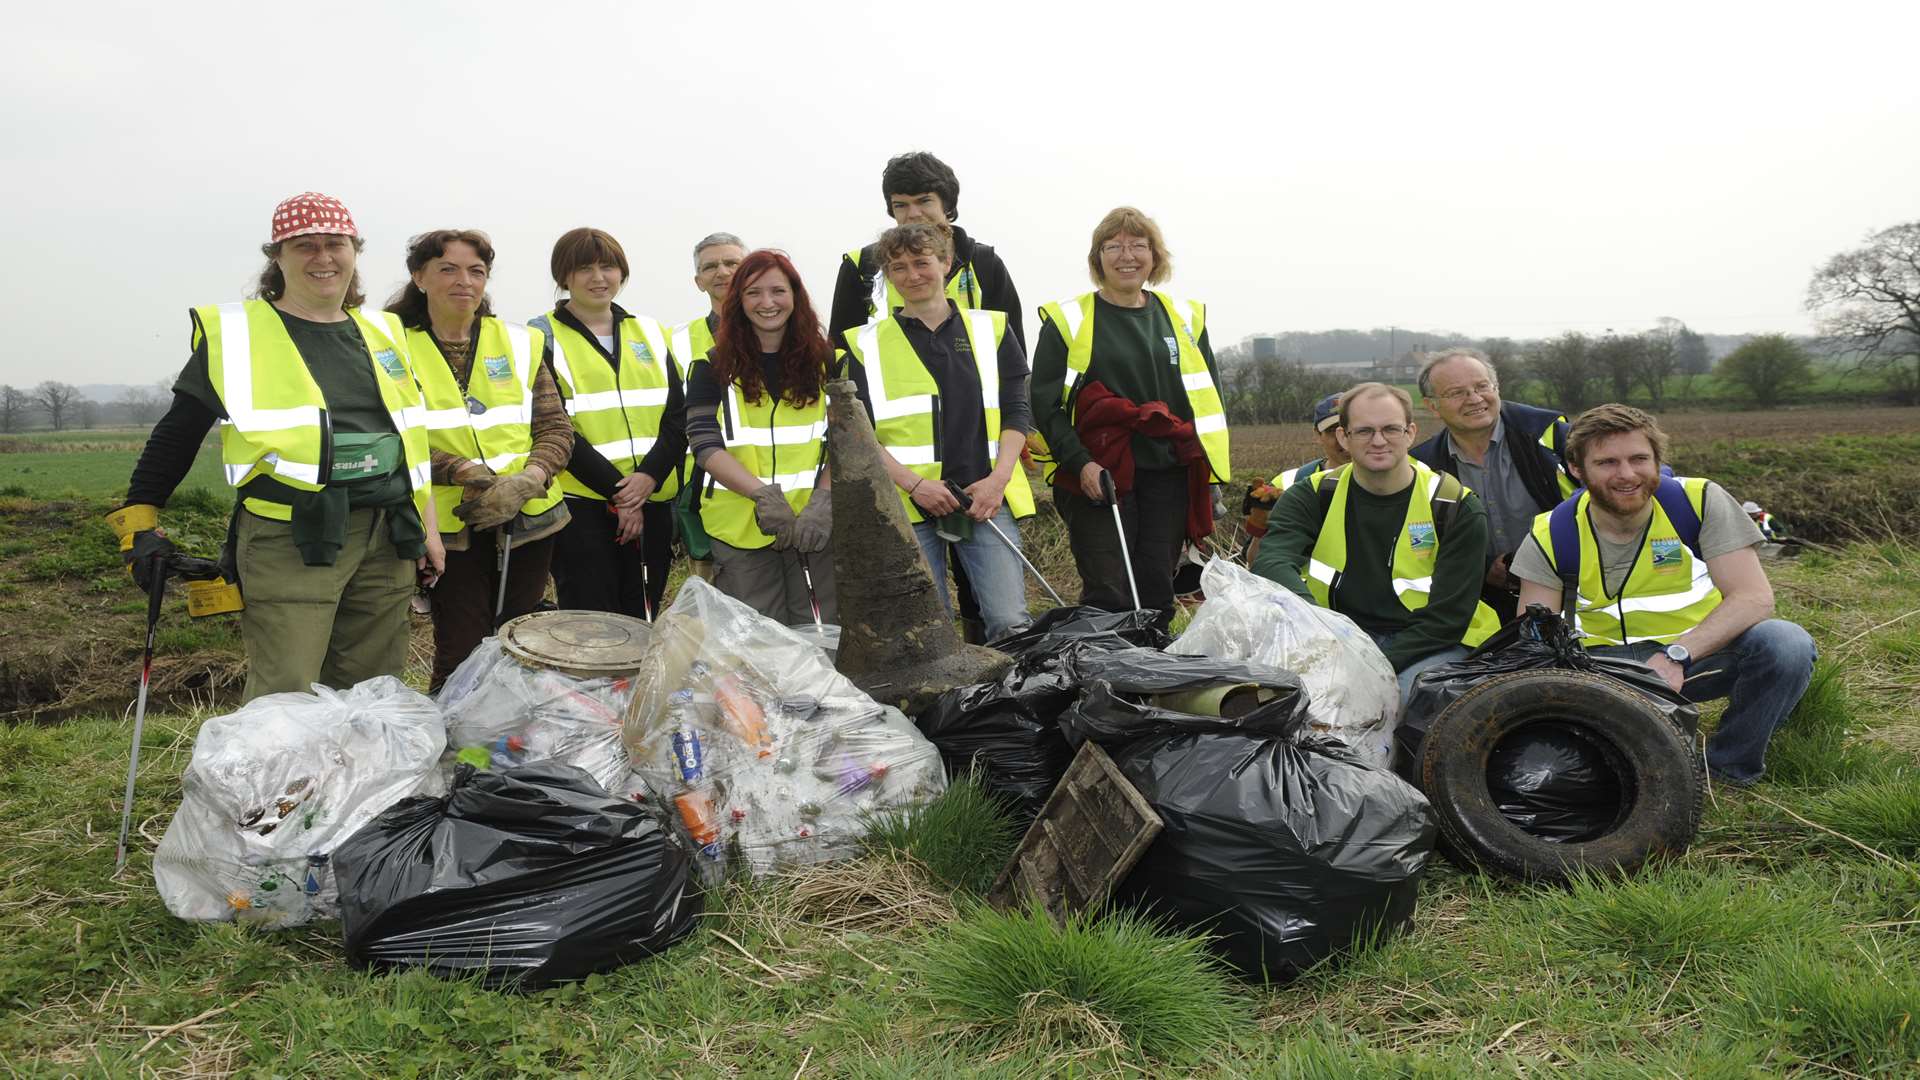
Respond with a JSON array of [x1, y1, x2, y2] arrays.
[[865, 774, 1020, 895], [1735, 938, 1920, 1075], [1764, 659, 1883, 786], [918, 902, 1245, 1067], [1869, 624, 1920, 667], [1541, 865, 1808, 971], [1806, 773, 1920, 861]]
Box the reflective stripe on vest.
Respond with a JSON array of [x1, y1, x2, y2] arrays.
[[694, 359, 829, 551], [1533, 476, 1722, 646], [200, 300, 432, 522], [849, 247, 986, 322], [1303, 459, 1501, 648], [845, 310, 1036, 524], [411, 318, 564, 533], [1036, 290, 1231, 483], [541, 310, 680, 502]]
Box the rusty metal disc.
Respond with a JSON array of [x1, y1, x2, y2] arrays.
[[499, 610, 652, 679]]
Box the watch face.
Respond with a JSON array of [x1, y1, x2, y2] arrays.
[[1666, 644, 1689, 663]]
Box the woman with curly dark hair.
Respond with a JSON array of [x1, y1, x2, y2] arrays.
[[684, 249, 837, 623]]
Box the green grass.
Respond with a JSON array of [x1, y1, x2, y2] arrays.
[[0, 442, 225, 500], [866, 774, 1022, 895], [917, 902, 1246, 1067], [1807, 774, 1920, 861], [1734, 937, 1920, 1075], [1764, 659, 1883, 787]]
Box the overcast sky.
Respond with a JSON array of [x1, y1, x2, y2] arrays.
[[5, 0, 1917, 388]]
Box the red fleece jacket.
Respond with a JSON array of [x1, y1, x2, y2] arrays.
[[1064, 379, 1215, 541]]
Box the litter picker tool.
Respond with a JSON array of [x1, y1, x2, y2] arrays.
[[943, 481, 1065, 606], [611, 503, 654, 621], [1098, 470, 1142, 612], [493, 520, 514, 628], [797, 553, 825, 634], [114, 553, 168, 874]]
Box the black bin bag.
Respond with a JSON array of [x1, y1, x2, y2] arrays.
[[333, 762, 700, 991], [916, 608, 1172, 820], [1061, 649, 1437, 984]]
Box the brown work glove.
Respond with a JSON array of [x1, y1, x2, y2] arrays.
[[453, 471, 549, 531], [789, 490, 831, 553], [750, 484, 798, 550]]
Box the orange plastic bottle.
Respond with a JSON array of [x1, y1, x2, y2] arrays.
[[674, 789, 722, 858], [714, 674, 774, 758]]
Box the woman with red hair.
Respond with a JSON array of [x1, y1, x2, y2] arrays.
[[683, 249, 838, 623]]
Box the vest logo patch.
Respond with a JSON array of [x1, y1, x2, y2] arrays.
[[956, 266, 975, 297], [483, 355, 512, 382], [1650, 538, 1685, 570], [629, 340, 653, 363], [1407, 522, 1436, 551], [1164, 337, 1179, 365], [372, 349, 406, 380]]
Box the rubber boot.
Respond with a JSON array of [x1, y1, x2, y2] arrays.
[[961, 617, 987, 645]]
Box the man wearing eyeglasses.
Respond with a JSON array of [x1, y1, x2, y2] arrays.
[[1411, 348, 1575, 624], [1253, 382, 1500, 701]]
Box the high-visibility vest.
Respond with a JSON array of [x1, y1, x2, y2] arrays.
[[409, 317, 564, 533], [846, 246, 985, 323], [535, 309, 681, 502], [669, 315, 717, 485], [1303, 459, 1501, 648], [692, 358, 828, 551], [1535, 476, 1722, 647], [1034, 291, 1231, 484], [197, 300, 432, 522], [842, 310, 1036, 524], [1274, 457, 1327, 492]]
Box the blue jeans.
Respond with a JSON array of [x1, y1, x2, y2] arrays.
[[913, 507, 1033, 641], [1594, 619, 1817, 784], [1369, 631, 1471, 705]]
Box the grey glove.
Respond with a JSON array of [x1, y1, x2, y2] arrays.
[[750, 484, 798, 549], [790, 490, 832, 553], [454, 471, 549, 531]]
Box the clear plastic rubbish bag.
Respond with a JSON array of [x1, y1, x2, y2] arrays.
[[1169, 558, 1400, 768], [153, 676, 447, 928], [621, 578, 946, 882], [438, 638, 634, 794]]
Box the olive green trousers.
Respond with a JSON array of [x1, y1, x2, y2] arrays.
[[236, 507, 416, 701]]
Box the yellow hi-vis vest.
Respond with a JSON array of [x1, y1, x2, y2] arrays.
[[842, 310, 1036, 524], [846, 246, 985, 323], [197, 300, 432, 522], [1273, 458, 1328, 492], [409, 318, 564, 533], [538, 309, 681, 502], [1304, 460, 1502, 648], [1532, 476, 1722, 647], [692, 359, 829, 551], [1034, 291, 1231, 484], [669, 315, 717, 485]]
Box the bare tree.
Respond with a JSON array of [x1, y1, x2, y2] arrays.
[[1589, 333, 1645, 403], [1220, 355, 1349, 427], [119, 384, 167, 426], [33, 381, 82, 431], [1675, 326, 1710, 376], [1478, 337, 1530, 399], [1529, 332, 1594, 414], [1807, 221, 1920, 405], [1638, 318, 1685, 408], [0, 385, 27, 433]]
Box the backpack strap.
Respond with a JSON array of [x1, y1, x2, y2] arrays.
[[1650, 476, 1704, 558], [1431, 470, 1465, 547], [1547, 495, 1583, 620]]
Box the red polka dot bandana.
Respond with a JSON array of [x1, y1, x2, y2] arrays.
[[270, 192, 359, 243]]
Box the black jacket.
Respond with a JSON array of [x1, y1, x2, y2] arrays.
[[827, 226, 1023, 352], [1411, 400, 1572, 540]]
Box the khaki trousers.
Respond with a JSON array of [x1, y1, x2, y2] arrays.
[[236, 507, 416, 701]]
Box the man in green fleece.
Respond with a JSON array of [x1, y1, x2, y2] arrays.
[[1252, 382, 1497, 701]]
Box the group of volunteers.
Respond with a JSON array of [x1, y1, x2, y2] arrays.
[[113, 149, 1815, 786], [113, 152, 1231, 701], [1243, 354, 1817, 786]]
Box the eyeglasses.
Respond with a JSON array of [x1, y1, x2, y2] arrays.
[[1435, 380, 1496, 403], [1100, 240, 1151, 257], [1347, 425, 1410, 443]]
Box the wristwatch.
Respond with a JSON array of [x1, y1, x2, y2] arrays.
[[1664, 643, 1691, 667]]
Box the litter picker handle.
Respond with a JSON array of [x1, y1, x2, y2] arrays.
[[1098, 469, 1117, 507]]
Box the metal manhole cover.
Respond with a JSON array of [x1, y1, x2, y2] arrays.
[[500, 610, 653, 678]]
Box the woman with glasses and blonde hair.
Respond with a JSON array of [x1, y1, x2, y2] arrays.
[[1029, 206, 1231, 626]]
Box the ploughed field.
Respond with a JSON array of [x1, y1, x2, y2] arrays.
[[1, 413, 1918, 1076]]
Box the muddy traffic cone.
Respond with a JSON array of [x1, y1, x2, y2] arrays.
[[824, 379, 1011, 714]]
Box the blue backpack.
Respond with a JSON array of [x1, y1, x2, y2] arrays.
[[1547, 476, 1702, 612]]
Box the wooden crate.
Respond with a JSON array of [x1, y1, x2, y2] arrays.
[[987, 740, 1163, 920]]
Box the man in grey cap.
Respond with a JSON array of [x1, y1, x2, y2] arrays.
[[1742, 499, 1785, 541], [1242, 392, 1348, 565]]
